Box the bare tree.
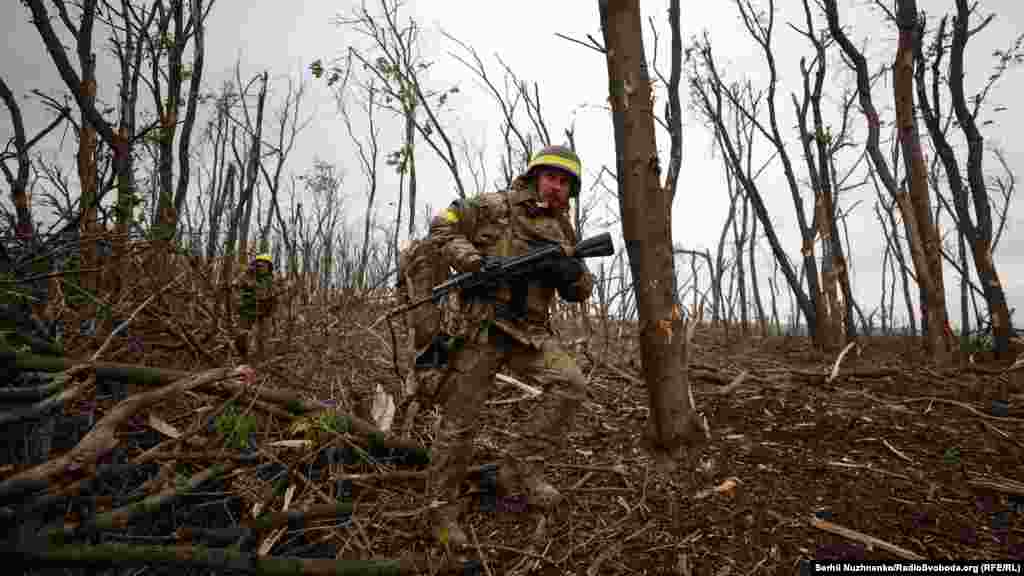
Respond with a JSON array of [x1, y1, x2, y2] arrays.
[[229, 69, 268, 267], [326, 0, 465, 221], [598, 0, 705, 463], [913, 2, 1021, 358], [748, 202, 767, 335], [824, 0, 953, 360], [201, 83, 233, 260], [303, 160, 344, 301], [871, 164, 918, 336], [0, 80, 71, 239], [445, 32, 560, 187], [338, 60, 383, 290], [690, 38, 817, 344], [133, 0, 209, 238], [258, 75, 311, 258], [790, 0, 860, 346]]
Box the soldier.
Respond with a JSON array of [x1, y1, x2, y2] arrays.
[[425, 145, 594, 547], [235, 253, 277, 361]]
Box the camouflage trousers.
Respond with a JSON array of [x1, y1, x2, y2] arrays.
[[235, 315, 269, 361], [427, 322, 587, 509]]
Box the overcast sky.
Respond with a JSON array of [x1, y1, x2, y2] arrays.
[[2, 0, 1022, 330]]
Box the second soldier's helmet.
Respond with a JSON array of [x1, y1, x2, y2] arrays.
[[251, 253, 273, 269]]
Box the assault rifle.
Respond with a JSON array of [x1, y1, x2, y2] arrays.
[[430, 231, 615, 307], [382, 232, 614, 371]]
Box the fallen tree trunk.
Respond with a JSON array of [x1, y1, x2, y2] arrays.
[[2, 350, 431, 465], [0, 367, 239, 499], [49, 461, 238, 543], [3, 349, 192, 386]]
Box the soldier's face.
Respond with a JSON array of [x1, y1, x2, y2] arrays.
[[537, 168, 572, 211]]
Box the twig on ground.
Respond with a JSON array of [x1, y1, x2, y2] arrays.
[[470, 523, 494, 576], [826, 461, 911, 481], [586, 542, 621, 576], [827, 341, 859, 383], [967, 476, 1024, 497], [809, 516, 924, 560], [92, 272, 183, 362], [568, 471, 594, 491], [495, 373, 542, 396], [716, 370, 749, 395], [487, 543, 559, 567], [849, 390, 1024, 423], [881, 439, 916, 464]]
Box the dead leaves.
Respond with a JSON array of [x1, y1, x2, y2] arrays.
[[693, 477, 739, 500], [370, 382, 396, 434]]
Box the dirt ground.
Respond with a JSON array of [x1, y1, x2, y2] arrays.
[[352, 327, 1024, 574], [9, 300, 1024, 575]]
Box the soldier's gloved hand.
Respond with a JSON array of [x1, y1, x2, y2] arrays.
[[543, 256, 585, 288]]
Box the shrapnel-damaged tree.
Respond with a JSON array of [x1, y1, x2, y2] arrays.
[[824, 0, 954, 361], [598, 0, 708, 463], [913, 0, 1020, 359]]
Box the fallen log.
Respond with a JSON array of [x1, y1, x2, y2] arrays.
[[0, 367, 239, 499], [3, 349, 191, 386], [49, 461, 238, 543], [3, 350, 431, 465]]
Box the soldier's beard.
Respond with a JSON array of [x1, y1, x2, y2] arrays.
[[539, 188, 569, 212]]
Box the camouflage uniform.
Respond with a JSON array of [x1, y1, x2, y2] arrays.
[[235, 262, 276, 360], [426, 174, 594, 544], [396, 237, 459, 401]]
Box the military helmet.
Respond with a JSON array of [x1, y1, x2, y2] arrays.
[[526, 145, 582, 198]]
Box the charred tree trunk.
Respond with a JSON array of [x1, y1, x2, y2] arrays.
[[237, 72, 268, 266], [206, 94, 231, 261], [915, 4, 1011, 359], [76, 5, 101, 327], [0, 79, 35, 239], [219, 163, 239, 315], [748, 208, 767, 336], [172, 0, 205, 222], [733, 188, 749, 337], [713, 171, 738, 327], [154, 0, 184, 241]]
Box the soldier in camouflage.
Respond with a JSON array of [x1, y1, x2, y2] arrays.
[[425, 145, 594, 547], [235, 253, 277, 361]]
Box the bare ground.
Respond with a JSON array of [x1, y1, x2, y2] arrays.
[[6, 295, 1024, 575]]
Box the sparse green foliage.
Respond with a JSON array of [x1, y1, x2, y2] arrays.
[[960, 331, 993, 355], [214, 403, 258, 451], [315, 411, 351, 435]]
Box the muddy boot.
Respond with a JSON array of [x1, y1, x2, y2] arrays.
[[495, 459, 522, 497], [430, 503, 468, 548], [525, 476, 562, 509], [503, 458, 562, 510], [522, 466, 563, 510], [234, 333, 249, 360], [256, 318, 268, 360]]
